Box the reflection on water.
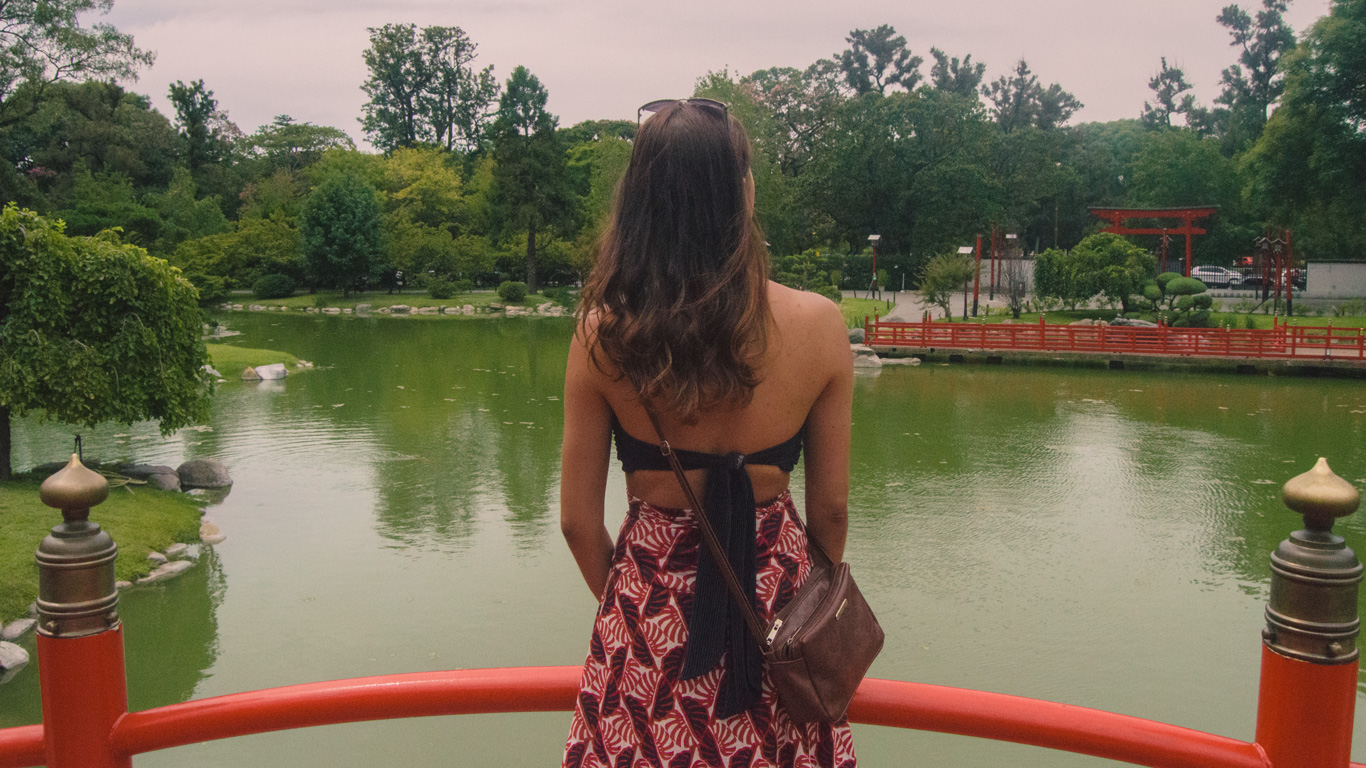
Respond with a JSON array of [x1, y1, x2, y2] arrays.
[[2, 313, 1365, 766]]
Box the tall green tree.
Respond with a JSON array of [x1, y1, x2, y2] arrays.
[[0, 205, 210, 478], [1200, 0, 1296, 149], [419, 26, 499, 152], [1141, 58, 1197, 129], [837, 25, 922, 95], [0, 0, 154, 128], [300, 171, 384, 297], [359, 24, 499, 153], [929, 48, 986, 98], [1243, 0, 1366, 259], [489, 66, 570, 292], [982, 59, 1082, 133]]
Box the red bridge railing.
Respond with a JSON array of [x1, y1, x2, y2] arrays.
[[865, 315, 1366, 362], [1, 456, 1361, 768]]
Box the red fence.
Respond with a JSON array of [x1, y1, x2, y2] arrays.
[[866, 315, 1366, 362]]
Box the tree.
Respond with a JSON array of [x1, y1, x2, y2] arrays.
[[1141, 272, 1213, 326], [0, 205, 210, 478], [1243, 0, 1366, 260], [0, 0, 154, 128], [419, 26, 500, 152], [359, 24, 499, 153], [929, 48, 985, 98], [489, 66, 571, 293], [982, 60, 1081, 133], [168, 80, 233, 176], [918, 253, 975, 318], [1141, 58, 1197, 129], [1205, 0, 1296, 148], [837, 25, 922, 95], [1070, 233, 1156, 314], [300, 171, 384, 297], [244, 115, 354, 173]]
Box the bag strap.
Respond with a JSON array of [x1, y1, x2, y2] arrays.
[[643, 407, 771, 647]]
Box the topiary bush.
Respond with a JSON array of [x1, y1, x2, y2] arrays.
[[497, 280, 528, 303], [817, 285, 843, 303], [252, 273, 296, 299]]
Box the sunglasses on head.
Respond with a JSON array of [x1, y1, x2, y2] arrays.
[[637, 98, 730, 124]]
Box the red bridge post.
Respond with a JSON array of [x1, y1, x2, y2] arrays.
[[34, 455, 130, 768], [1255, 458, 1361, 768]]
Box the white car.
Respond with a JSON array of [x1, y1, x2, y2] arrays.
[[1190, 266, 1243, 288]]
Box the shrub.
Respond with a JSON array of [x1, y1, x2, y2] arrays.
[[252, 273, 296, 299], [453, 279, 474, 294], [1332, 299, 1366, 317], [816, 285, 843, 303], [497, 280, 528, 303], [428, 278, 456, 300], [541, 285, 578, 309]]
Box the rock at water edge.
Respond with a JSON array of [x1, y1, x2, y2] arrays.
[[147, 551, 168, 565], [255, 363, 288, 380], [0, 642, 29, 685], [852, 354, 883, 368], [848, 327, 866, 344], [390, 304, 411, 314], [241, 366, 261, 381], [1, 619, 36, 642], [116, 463, 177, 480], [148, 472, 181, 492], [178, 458, 233, 489], [165, 543, 190, 558]]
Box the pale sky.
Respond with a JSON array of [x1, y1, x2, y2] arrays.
[[103, 0, 1334, 147]]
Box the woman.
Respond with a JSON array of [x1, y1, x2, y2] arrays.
[[560, 98, 855, 768]]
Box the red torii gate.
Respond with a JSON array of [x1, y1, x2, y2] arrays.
[[1088, 206, 1217, 277]]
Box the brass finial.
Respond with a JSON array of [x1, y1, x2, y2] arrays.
[[39, 454, 109, 521], [1282, 458, 1360, 529]]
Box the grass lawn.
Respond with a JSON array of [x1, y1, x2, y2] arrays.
[[231, 290, 566, 311], [0, 476, 205, 621], [840, 297, 895, 329], [205, 344, 302, 379]]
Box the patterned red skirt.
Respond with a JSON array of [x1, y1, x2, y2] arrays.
[[563, 491, 857, 768]]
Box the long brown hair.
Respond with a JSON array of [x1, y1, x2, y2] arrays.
[[578, 101, 770, 419]]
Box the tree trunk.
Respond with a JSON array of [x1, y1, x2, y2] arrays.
[[0, 406, 11, 481], [526, 218, 539, 294]]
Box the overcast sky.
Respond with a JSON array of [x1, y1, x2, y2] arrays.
[[103, 0, 1333, 148]]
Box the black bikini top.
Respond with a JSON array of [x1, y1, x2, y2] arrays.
[[611, 413, 803, 717]]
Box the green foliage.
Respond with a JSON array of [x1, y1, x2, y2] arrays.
[[427, 277, 457, 299], [1070, 233, 1156, 313], [918, 252, 975, 318], [497, 280, 528, 303], [1139, 272, 1213, 326], [359, 24, 499, 152], [0, 206, 211, 477], [252, 273, 296, 299], [817, 285, 843, 303], [837, 25, 922, 95], [300, 171, 384, 297], [490, 66, 573, 292], [0, 0, 154, 128], [541, 285, 577, 309]]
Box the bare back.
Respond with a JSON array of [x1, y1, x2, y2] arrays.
[[584, 282, 852, 512]]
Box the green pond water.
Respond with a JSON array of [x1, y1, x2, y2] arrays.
[[3, 311, 1366, 767]]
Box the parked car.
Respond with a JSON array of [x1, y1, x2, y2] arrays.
[[1190, 265, 1243, 288], [1237, 268, 1307, 291]]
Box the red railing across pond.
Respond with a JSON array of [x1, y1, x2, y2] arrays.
[[865, 315, 1366, 362], [4, 430, 1363, 768]]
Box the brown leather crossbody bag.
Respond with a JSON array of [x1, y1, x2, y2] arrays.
[[643, 409, 884, 724]]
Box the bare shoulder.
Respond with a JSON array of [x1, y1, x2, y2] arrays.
[[768, 281, 848, 347]]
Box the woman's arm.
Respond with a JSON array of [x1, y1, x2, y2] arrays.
[[560, 326, 615, 600], [802, 301, 854, 562]]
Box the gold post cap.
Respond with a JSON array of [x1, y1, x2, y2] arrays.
[[39, 454, 109, 511], [1282, 457, 1360, 522]]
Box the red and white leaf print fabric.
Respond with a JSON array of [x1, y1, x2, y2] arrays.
[[563, 492, 856, 768]]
